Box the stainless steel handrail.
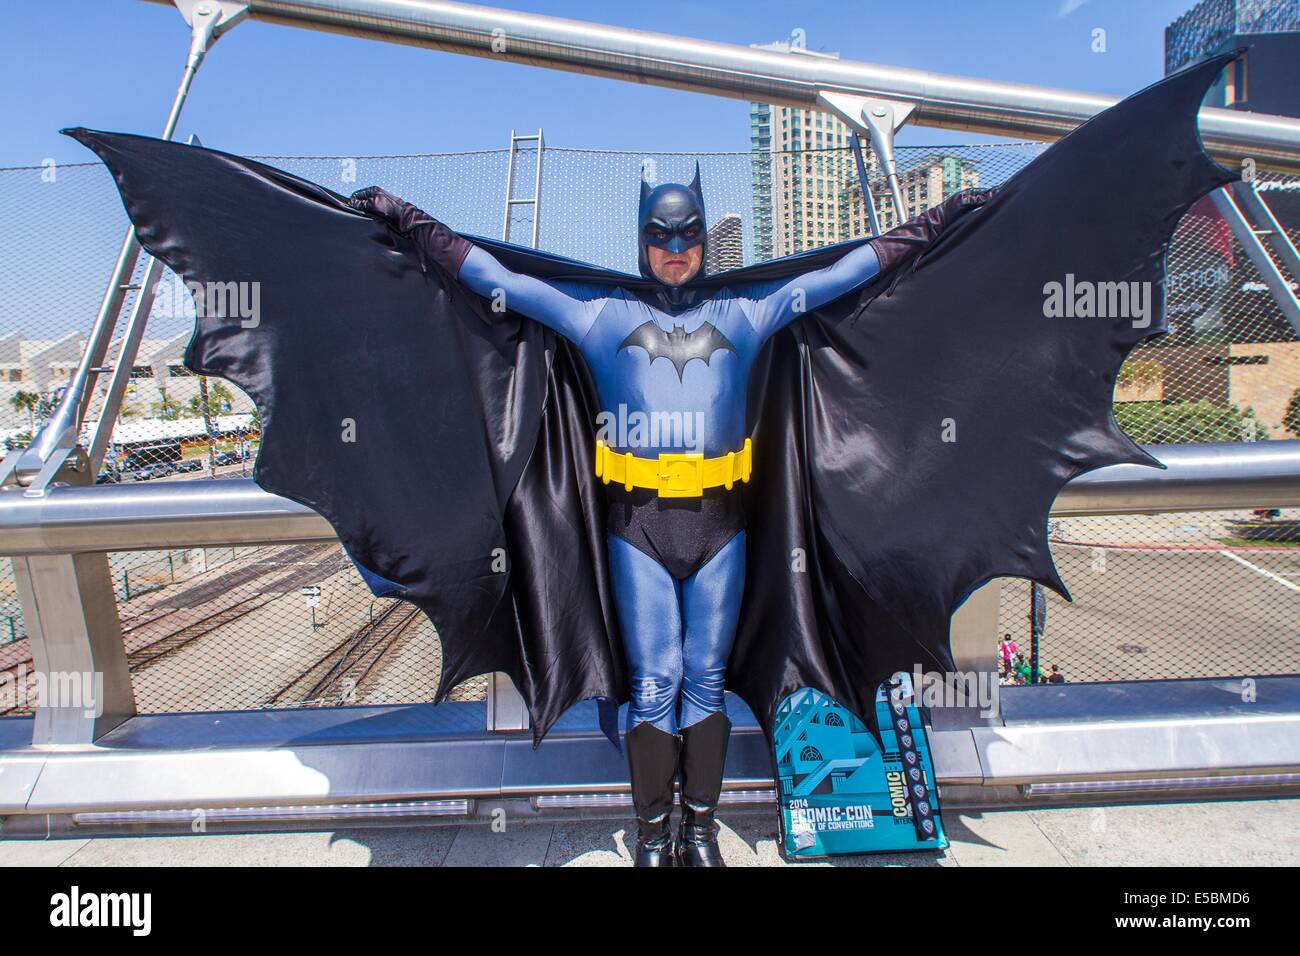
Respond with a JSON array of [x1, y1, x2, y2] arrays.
[[137, 0, 1300, 172], [3, 441, 1297, 556]]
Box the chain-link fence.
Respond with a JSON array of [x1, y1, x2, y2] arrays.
[[0, 542, 483, 717], [2, 139, 1297, 714], [997, 512, 1300, 688]]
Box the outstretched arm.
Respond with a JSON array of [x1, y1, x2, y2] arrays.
[[457, 246, 603, 342], [738, 242, 882, 342], [739, 188, 997, 342], [348, 187, 602, 342]]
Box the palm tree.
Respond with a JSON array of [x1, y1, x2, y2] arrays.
[[152, 395, 183, 421], [196, 376, 216, 471], [9, 390, 40, 431], [188, 380, 236, 417], [209, 381, 235, 413]]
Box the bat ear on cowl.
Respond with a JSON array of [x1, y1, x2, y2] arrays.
[[689, 160, 703, 205]]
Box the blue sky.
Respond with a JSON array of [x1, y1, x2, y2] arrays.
[[0, 0, 1207, 339], [2, 0, 1201, 165]]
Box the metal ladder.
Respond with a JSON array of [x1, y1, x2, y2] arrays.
[[488, 130, 545, 731], [1211, 180, 1300, 337], [501, 129, 545, 248]]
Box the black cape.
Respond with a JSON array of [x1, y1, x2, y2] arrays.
[[67, 53, 1238, 748]]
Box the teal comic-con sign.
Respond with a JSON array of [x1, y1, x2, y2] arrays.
[[774, 677, 946, 860]]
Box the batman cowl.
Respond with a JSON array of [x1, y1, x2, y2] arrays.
[[639, 162, 707, 311]]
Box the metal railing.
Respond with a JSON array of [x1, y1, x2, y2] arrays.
[[4, 443, 1299, 556], [138, 0, 1300, 172]]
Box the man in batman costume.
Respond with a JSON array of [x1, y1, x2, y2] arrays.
[[65, 51, 1241, 866], [343, 164, 930, 866]]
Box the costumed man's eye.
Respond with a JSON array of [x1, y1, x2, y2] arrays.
[[651, 228, 668, 241], [684, 226, 701, 240]]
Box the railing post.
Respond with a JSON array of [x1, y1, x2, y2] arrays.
[[933, 579, 1003, 733], [12, 552, 135, 744], [1210, 182, 1300, 337], [486, 673, 529, 732]]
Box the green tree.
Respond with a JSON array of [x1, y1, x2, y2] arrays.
[[188, 380, 235, 417], [1284, 387, 1300, 437], [209, 381, 235, 412], [1116, 359, 1163, 392], [152, 395, 183, 421], [1114, 399, 1270, 444], [8, 389, 40, 431]]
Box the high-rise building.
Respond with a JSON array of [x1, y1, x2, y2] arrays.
[[1165, 0, 1299, 116], [750, 100, 776, 262], [841, 154, 981, 234], [749, 42, 862, 259], [1157, 0, 1300, 438], [705, 213, 744, 273], [748, 41, 981, 259]]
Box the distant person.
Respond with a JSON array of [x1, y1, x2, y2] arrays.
[[1048, 664, 1065, 684], [1013, 653, 1030, 685], [999, 634, 1019, 676]]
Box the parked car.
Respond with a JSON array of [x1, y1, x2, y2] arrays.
[[175, 459, 204, 474], [133, 462, 176, 481], [214, 450, 247, 466]]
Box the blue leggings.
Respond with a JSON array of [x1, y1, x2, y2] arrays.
[[607, 531, 746, 734]]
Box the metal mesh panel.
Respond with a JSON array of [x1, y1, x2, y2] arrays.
[[2, 140, 1297, 711], [997, 511, 1300, 685], [0, 543, 487, 718]]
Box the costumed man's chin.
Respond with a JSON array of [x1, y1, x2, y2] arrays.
[[648, 246, 703, 287], [647, 246, 704, 311]]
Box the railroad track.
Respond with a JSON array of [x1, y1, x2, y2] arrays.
[[270, 601, 423, 707], [118, 542, 340, 637], [126, 595, 274, 670], [124, 543, 350, 673]]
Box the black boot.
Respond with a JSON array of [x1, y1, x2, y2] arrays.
[[675, 711, 731, 868], [625, 721, 681, 867]]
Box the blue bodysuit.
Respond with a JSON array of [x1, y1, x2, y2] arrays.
[[456, 243, 883, 733]]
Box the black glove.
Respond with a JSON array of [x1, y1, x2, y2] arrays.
[[347, 186, 472, 277], [867, 187, 997, 281]]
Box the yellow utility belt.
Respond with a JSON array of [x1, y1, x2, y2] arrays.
[[594, 439, 753, 498]]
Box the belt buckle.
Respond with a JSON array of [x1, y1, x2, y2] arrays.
[[656, 452, 705, 498]]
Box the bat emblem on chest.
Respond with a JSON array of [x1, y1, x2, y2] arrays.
[[617, 320, 737, 380]]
